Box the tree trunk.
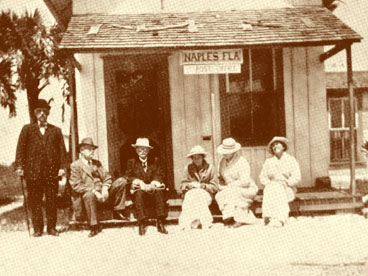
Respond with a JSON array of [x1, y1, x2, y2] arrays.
[[26, 82, 41, 123]]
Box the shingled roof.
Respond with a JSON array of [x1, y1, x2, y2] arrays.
[[326, 71, 368, 89], [60, 7, 361, 51]]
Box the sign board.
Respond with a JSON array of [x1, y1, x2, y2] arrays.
[[181, 49, 243, 65], [183, 64, 241, 75]]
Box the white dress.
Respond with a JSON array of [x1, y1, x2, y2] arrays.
[[216, 152, 258, 223], [259, 152, 301, 223]]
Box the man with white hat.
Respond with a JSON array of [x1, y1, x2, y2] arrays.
[[126, 138, 168, 236], [69, 137, 112, 237]]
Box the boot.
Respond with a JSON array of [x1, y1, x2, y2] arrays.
[[138, 220, 147, 236], [156, 218, 168, 234]]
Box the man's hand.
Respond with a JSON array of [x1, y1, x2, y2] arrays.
[[16, 168, 24, 177], [94, 191, 104, 202], [190, 182, 200, 189], [151, 181, 164, 189], [132, 179, 142, 190], [58, 169, 65, 177], [144, 183, 155, 192], [101, 186, 109, 202]]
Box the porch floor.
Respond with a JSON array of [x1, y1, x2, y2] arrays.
[[68, 188, 364, 229]]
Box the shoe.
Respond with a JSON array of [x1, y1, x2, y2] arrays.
[[113, 210, 130, 221], [88, 229, 99, 238], [157, 220, 168, 234], [88, 225, 100, 238], [232, 222, 246, 228], [268, 220, 284, 228], [264, 217, 271, 226], [223, 217, 235, 227], [32, 231, 43, 237], [138, 222, 147, 236], [47, 229, 59, 236]]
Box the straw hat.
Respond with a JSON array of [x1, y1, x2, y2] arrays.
[[217, 138, 241, 155], [79, 137, 98, 149], [131, 138, 154, 149], [187, 145, 208, 158], [267, 136, 288, 154]]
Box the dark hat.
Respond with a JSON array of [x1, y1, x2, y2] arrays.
[[79, 137, 98, 150], [34, 99, 50, 110]]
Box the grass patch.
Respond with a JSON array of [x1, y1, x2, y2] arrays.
[[0, 164, 22, 203]]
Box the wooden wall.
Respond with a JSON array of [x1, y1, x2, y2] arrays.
[[75, 53, 109, 168], [169, 52, 221, 191], [283, 47, 329, 187]]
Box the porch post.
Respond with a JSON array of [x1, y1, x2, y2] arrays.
[[68, 61, 78, 161], [346, 44, 356, 195]]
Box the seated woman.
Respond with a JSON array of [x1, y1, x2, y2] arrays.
[[179, 145, 218, 230], [215, 138, 258, 227], [259, 136, 301, 227]]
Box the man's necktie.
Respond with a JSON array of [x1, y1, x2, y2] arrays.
[[142, 161, 147, 172]]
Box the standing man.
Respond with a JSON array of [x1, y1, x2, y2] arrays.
[[15, 99, 68, 237], [69, 137, 112, 237], [126, 138, 168, 236]]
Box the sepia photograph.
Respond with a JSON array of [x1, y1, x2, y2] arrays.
[[1, 0, 368, 275]]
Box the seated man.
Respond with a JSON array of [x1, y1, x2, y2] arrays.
[[126, 138, 168, 236], [69, 137, 112, 237]]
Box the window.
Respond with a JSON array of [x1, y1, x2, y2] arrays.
[[328, 97, 358, 162], [220, 48, 285, 146]]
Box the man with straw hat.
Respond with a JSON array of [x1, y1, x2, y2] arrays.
[[69, 137, 112, 237], [179, 145, 218, 230], [126, 138, 168, 236], [216, 138, 258, 227]]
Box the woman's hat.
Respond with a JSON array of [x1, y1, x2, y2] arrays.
[[131, 138, 154, 149], [187, 145, 208, 158], [217, 138, 241, 155], [34, 99, 50, 110], [79, 137, 98, 149], [267, 136, 288, 154]]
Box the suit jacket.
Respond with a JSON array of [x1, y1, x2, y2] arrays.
[[125, 156, 165, 185], [15, 123, 68, 180], [69, 158, 112, 195]]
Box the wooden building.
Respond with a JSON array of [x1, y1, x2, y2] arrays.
[[59, 0, 361, 194]]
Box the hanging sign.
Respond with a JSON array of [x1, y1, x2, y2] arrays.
[[183, 63, 241, 75], [181, 49, 243, 75], [181, 49, 243, 65]]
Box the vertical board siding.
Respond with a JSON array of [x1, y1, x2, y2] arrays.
[[94, 54, 109, 169], [169, 53, 187, 190], [307, 47, 330, 181], [240, 147, 269, 186], [75, 53, 98, 154], [292, 47, 313, 186]]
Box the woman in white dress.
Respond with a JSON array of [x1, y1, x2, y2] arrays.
[[259, 136, 301, 227], [216, 138, 258, 227], [179, 145, 218, 230]]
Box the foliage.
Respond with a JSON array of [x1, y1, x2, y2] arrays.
[[0, 9, 71, 121]]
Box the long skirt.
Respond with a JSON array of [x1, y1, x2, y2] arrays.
[[262, 183, 290, 223], [179, 189, 212, 229], [215, 186, 257, 223]]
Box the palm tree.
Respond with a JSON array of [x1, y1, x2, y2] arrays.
[[0, 9, 71, 122]]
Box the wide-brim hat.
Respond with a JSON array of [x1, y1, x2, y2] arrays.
[[79, 137, 98, 149], [267, 136, 288, 154], [34, 99, 50, 110], [131, 138, 153, 149], [217, 138, 241, 155], [187, 145, 208, 158]]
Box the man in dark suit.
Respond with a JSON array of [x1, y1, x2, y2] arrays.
[[69, 137, 112, 237], [126, 138, 168, 235], [15, 99, 68, 237]]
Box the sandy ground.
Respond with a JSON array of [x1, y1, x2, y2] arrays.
[[1, 214, 368, 276]]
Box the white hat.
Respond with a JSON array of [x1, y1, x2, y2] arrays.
[[187, 145, 208, 158], [217, 138, 241, 155], [267, 136, 288, 154], [131, 138, 154, 149]]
